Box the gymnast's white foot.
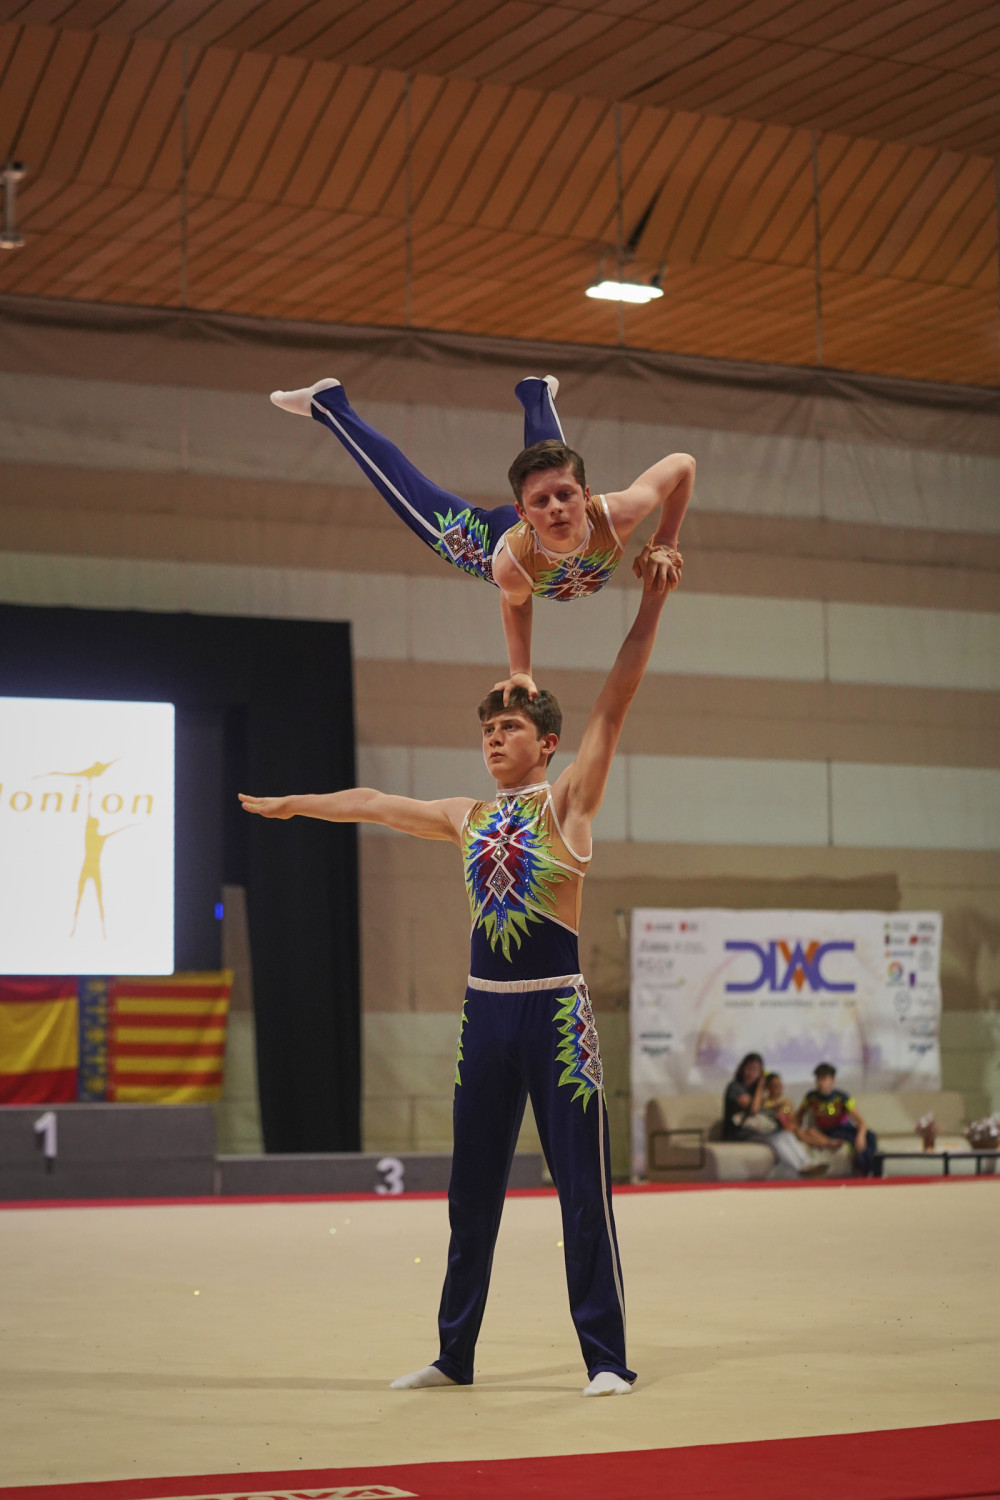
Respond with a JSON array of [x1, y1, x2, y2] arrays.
[[269, 378, 341, 416], [582, 1371, 633, 1397], [389, 1364, 456, 1390], [543, 374, 559, 400]]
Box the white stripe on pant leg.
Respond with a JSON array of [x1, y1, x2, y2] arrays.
[[545, 386, 566, 442], [312, 401, 444, 541], [598, 1085, 627, 1335]]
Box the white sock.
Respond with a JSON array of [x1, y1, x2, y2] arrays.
[[543, 374, 559, 400], [269, 378, 341, 416], [389, 1364, 456, 1390], [582, 1371, 633, 1397]]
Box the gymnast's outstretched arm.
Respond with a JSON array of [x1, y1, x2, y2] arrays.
[[606, 452, 695, 591], [238, 788, 473, 843]]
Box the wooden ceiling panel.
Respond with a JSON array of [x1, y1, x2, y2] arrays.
[[407, 77, 484, 220], [922, 28, 1000, 78], [6, 2, 1000, 151], [112, 43, 182, 191], [950, 208, 1000, 292], [515, 13, 646, 93], [312, 68, 406, 211], [827, 1, 993, 59], [492, 93, 585, 234], [6, 26, 89, 174], [509, 95, 608, 237], [246, 57, 339, 203], [0, 10, 997, 386], [902, 162, 993, 283], [729, 127, 810, 260]]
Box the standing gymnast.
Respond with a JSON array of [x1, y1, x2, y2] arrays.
[[240, 552, 674, 1396], [270, 374, 693, 698]]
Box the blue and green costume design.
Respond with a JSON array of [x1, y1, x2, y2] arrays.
[[431, 783, 634, 1388], [308, 377, 588, 592]]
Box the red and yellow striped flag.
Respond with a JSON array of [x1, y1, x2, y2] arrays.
[[0, 978, 79, 1102], [109, 971, 233, 1104]]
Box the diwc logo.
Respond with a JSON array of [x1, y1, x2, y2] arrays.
[[0, 756, 155, 939], [724, 940, 856, 993]]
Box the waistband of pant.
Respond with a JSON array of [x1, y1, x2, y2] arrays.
[[466, 972, 583, 994]]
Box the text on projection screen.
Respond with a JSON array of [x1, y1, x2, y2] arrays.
[[0, 698, 175, 975]]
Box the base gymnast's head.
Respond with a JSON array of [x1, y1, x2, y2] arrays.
[[477, 684, 563, 790]]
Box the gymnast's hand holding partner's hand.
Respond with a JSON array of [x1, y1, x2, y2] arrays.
[[238, 794, 294, 819], [632, 537, 683, 594]]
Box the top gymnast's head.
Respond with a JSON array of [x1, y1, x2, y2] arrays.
[[508, 440, 590, 551], [478, 685, 562, 788]]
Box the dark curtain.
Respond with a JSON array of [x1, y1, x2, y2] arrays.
[[0, 604, 360, 1153]]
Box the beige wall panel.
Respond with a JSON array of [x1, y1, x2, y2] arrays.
[[361, 1094, 414, 1153], [832, 764, 1000, 850], [412, 747, 494, 803], [622, 423, 823, 521], [414, 1097, 459, 1152], [3, 306, 998, 461], [587, 841, 1000, 888], [648, 593, 826, 681], [5, 367, 1000, 536], [682, 543, 1000, 613], [590, 759, 628, 843], [356, 661, 1000, 770], [410, 898, 474, 1014], [938, 1012, 1000, 1119], [822, 439, 1000, 535], [0, 550, 414, 658], [408, 574, 507, 667], [828, 602, 1000, 692], [3, 549, 1000, 693], [359, 892, 414, 1012], [356, 744, 411, 797], [363, 1012, 460, 1100], [4, 466, 999, 610], [355, 742, 1000, 848], [629, 754, 830, 846], [679, 511, 1000, 576], [531, 587, 631, 673]]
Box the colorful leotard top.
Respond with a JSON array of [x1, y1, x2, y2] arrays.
[[462, 782, 590, 984], [495, 494, 624, 601]]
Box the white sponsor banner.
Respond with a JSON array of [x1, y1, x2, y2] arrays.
[[0, 696, 175, 975], [630, 908, 942, 1176]]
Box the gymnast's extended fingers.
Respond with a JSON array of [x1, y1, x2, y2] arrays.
[[239, 793, 283, 817]]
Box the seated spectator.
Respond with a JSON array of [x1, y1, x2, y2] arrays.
[[797, 1062, 880, 1177], [762, 1071, 830, 1152], [723, 1054, 826, 1178]]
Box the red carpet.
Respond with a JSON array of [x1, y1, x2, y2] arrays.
[[3, 1419, 998, 1500]]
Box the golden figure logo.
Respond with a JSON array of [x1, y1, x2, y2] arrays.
[[9, 756, 155, 940]]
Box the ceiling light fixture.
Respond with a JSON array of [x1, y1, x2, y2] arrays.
[[0, 162, 27, 251], [586, 278, 663, 304]]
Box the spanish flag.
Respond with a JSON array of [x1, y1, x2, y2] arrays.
[[108, 972, 233, 1104], [0, 978, 79, 1103]]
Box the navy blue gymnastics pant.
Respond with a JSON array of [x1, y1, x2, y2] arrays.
[[432, 978, 634, 1386], [310, 378, 563, 585]]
